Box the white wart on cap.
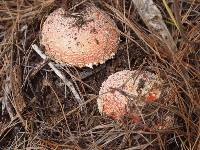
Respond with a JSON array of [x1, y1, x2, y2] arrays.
[[97, 70, 162, 120], [41, 6, 119, 68]]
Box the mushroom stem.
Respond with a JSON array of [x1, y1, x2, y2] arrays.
[[32, 44, 84, 105]]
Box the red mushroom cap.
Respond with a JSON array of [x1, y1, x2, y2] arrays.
[[41, 6, 119, 68], [97, 70, 162, 120]]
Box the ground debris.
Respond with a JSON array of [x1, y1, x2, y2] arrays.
[[11, 65, 26, 112], [0, 0, 199, 149]]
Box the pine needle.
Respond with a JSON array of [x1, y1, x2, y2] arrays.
[[162, 0, 180, 32]]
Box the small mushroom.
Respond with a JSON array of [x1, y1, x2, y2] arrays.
[[97, 70, 162, 121], [41, 6, 119, 68]]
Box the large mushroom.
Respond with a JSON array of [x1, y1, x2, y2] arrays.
[[97, 70, 162, 121], [41, 6, 119, 68]]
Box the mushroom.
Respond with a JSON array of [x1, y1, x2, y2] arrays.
[[97, 70, 162, 121], [41, 6, 119, 68]]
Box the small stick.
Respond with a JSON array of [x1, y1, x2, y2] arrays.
[[29, 59, 50, 78], [31, 44, 83, 105], [132, 0, 177, 53], [2, 75, 15, 120]]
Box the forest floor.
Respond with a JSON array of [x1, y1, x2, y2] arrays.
[[0, 0, 200, 149]]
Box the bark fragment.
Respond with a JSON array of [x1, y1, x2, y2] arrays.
[[132, 0, 177, 53]]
